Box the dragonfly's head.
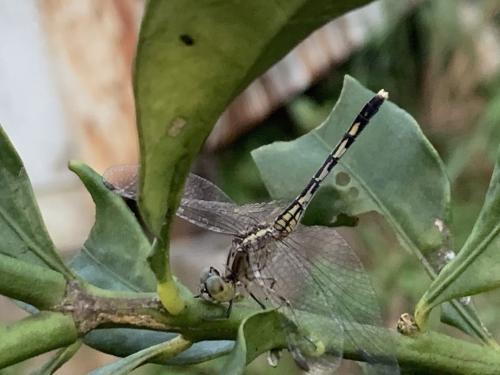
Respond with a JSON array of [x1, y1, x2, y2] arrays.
[[199, 266, 235, 303]]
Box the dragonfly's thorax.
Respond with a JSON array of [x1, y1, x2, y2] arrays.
[[237, 224, 275, 251], [225, 224, 277, 282]]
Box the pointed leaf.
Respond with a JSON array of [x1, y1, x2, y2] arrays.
[[68, 161, 155, 292], [253, 76, 491, 339], [0, 126, 72, 278], [419, 146, 500, 309], [32, 340, 82, 375], [253, 76, 450, 260]]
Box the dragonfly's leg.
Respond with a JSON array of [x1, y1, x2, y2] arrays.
[[225, 299, 234, 318], [249, 290, 266, 310], [264, 276, 277, 290], [289, 344, 310, 372]]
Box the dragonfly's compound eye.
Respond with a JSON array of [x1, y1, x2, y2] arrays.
[[205, 275, 234, 303], [199, 266, 221, 284]]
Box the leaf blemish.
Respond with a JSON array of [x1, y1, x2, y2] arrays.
[[335, 171, 350, 186], [347, 187, 359, 200], [168, 117, 187, 137], [179, 34, 194, 46]]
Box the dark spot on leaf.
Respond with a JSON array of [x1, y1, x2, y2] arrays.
[[335, 172, 350, 186], [347, 186, 359, 200], [179, 34, 194, 46]]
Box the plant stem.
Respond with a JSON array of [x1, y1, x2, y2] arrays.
[[65, 285, 500, 374], [0, 253, 66, 309], [0, 312, 78, 369]]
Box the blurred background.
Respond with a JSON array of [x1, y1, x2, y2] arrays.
[[0, 0, 499, 373]]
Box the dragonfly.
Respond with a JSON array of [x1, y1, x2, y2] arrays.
[[103, 90, 398, 374]]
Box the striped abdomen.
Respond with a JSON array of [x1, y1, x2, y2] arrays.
[[273, 90, 388, 235]]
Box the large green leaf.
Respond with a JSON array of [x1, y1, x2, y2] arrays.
[[134, 0, 372, 284], [68, 161, 155, 292], [253, 76, 493, 341], [0, 126, 72, 278], [253, 76, 449, 261], [417, 146, 500, 314]]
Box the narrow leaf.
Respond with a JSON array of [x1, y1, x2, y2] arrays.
[[68, 161, 155, 292], [0, 126, 72, 278], [88, 335, 192, 375], [84, 328, 233, 366], [32, 340, 82, 375], [419, 146, 500, 310]]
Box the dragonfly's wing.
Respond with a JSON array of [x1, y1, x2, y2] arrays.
[[102, 166, 233, 203], [182, 174, 233, 202], [258, 225, 399, 374], [102, 164, 138, 200], [103, 166, 290, 235], [247, 242, 343, 373], [177, 200, 287, 236]]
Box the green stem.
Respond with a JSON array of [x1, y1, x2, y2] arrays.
[[0, 312, 78, 369], [1, 278, 496, 373], [65, 286, 500, 374], [147, 227, 186, 316], [0, 253, 67, 309]]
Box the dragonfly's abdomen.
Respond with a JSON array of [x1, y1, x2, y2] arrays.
[[273, 90, 388, 236]]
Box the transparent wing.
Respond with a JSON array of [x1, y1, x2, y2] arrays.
[[102, 164, 138, 200], [177, 200, 286, 236], [247, 241, 343, 373], [256, 225, 399, 374], [103, 165, 288, 235], [102, 165, 233, 202]]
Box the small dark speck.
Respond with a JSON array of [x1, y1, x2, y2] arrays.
[[180, 34, 194, 46]]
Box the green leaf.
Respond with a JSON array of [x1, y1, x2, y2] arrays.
[[252, 76, 493, 341], [84, 328, 233, 366], [417, 146, 500, 312], [68, 161, 156, 292], [253, 75, 450, 261], [221, 310, 286, 374], [88, 335, 192, 375], [0, 126, 72, 278], [440, 302, 486, 339], [134, 0, 371, 284], [0, 312, 78, 369]]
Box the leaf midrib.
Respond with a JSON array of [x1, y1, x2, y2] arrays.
[[79, 244, 144, 292], [0, 203, 71, 278]]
